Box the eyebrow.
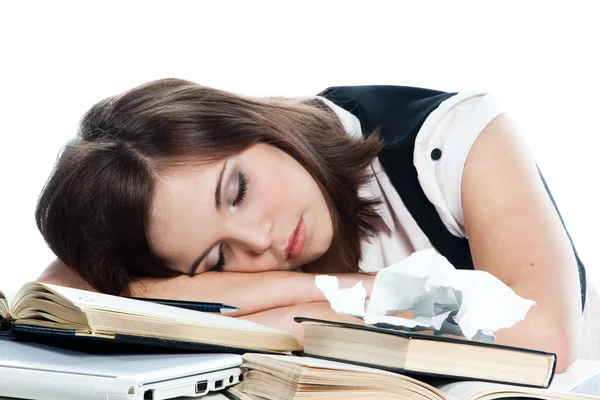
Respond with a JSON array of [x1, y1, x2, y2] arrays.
[[214, 160, 228, 211], [188, 160, 228, 275]]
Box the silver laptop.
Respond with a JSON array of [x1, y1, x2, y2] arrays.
[[0, 337, 243, 400]]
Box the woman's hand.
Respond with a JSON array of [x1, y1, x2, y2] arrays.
[[239, 302, 365, 345], [461, 113, 582, 372]]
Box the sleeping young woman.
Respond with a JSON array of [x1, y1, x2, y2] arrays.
[[35, 79, 599, 372]]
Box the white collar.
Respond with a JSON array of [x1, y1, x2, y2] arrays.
[[317, 96, 395, 232], [317, 96, 363, 138]]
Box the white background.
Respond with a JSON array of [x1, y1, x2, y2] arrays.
[[0, 1, 598, 292]]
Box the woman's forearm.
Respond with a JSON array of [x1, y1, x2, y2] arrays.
[[130, 270, 374, 316], [37, 259, 95, 291], [38, 258, 374, 317], [494, 281, 581, 373]]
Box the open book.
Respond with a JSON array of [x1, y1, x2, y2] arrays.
[[0, 282, 300, 353], [235, 353, 599, 400], [295, 317, 556, 388]]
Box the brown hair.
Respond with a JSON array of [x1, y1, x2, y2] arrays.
[[36, 78, 383, 295]]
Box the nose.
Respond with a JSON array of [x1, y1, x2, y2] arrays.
[[226, 219, 273, 255], [222, 218, 286, 273]]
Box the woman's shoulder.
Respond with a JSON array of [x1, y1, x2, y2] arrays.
[[319, 85, 461, 140]]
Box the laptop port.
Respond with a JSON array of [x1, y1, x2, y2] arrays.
[[143, 389, 154, 400], [215, 379, 223, 389], [196, 380, 208, 393]]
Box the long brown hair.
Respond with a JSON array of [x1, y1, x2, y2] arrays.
[[36, 78, 383, 295]]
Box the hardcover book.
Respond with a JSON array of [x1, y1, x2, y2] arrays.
[[295, 316, 556, 388]]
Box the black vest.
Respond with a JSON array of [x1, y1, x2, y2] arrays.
[[320, 85, 586, 308]]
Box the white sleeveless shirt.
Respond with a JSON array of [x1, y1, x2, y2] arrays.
[[319, 92, 599, 361]]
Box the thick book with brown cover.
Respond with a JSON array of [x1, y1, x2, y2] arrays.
[[294, 317, 557, 388], [235, 353, 598, 400], [0, 282, 300, 354]]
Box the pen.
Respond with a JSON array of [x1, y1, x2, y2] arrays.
[[132, 298, 240, 314]]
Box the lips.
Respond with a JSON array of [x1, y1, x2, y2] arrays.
[[286, 216, 306, 261]]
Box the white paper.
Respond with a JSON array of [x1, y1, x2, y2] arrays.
[[315, 249, 535, 341]]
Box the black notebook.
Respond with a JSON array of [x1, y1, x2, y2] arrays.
[[294, 317, 556, 388], [0, 282, 300, 354]]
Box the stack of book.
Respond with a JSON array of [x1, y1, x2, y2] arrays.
[[230, 319, 592, 400], [1, 283, 598, 400]]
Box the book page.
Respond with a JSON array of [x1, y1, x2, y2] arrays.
[[0, 289, 17, 317], [437, 381, 514, 400], [246, 354, 400, 376], [436, 381, 597, 400], [25, 282, 283, 333], [223, 387, 264, 400]]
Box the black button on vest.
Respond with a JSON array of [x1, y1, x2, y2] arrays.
[[431, 148, 442, 160]]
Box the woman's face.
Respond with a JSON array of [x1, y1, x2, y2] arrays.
[[148, 143, 334, 275]]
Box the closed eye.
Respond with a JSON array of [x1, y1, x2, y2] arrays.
[[233, 171, 248, 207], [208, 171, 249, 271], [210, 244, 225, 272]]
